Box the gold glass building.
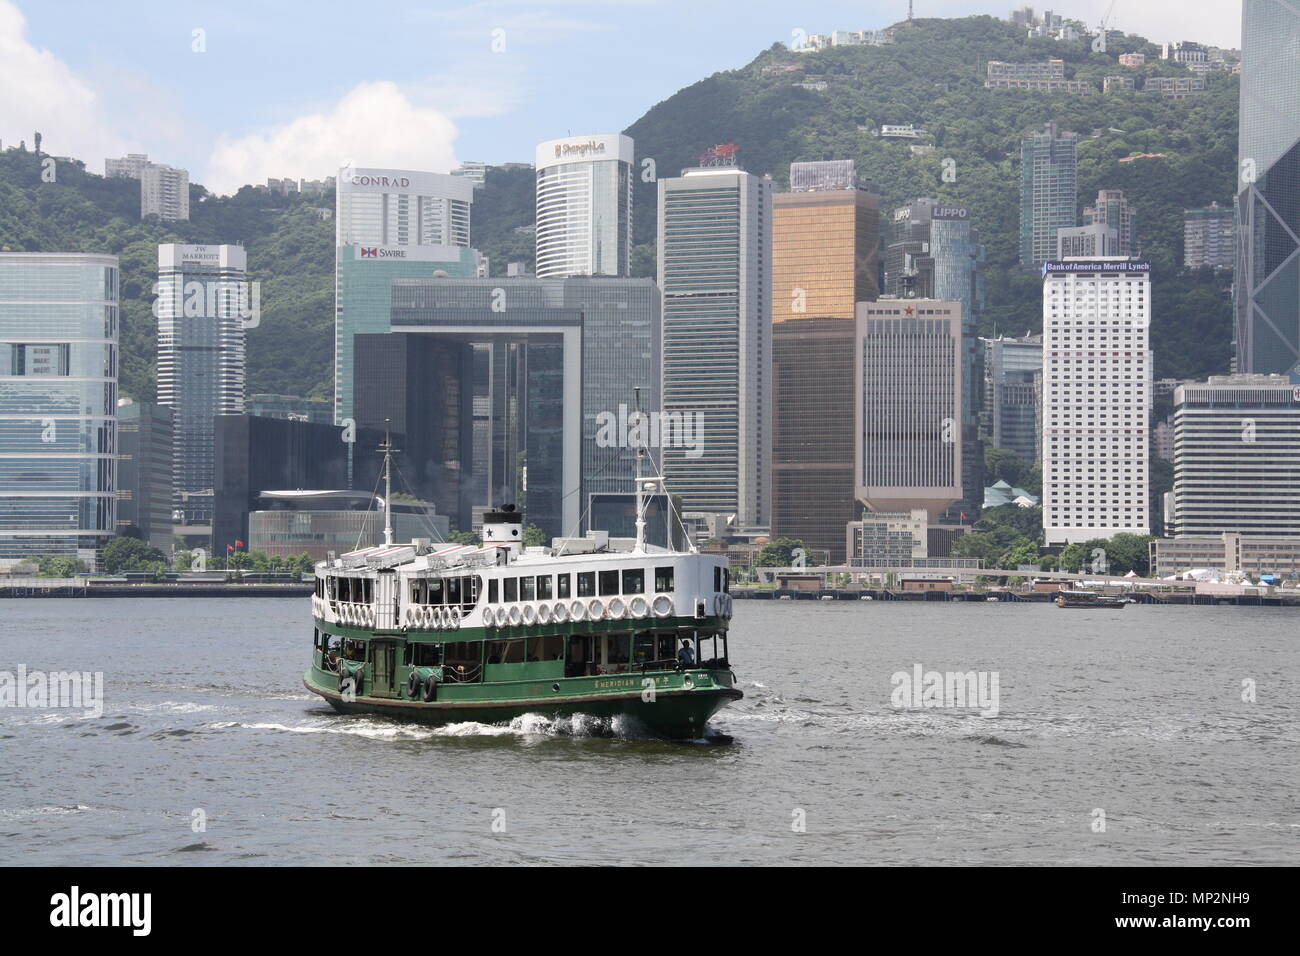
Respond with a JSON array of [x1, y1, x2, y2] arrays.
[[771, 164, 880, 562]]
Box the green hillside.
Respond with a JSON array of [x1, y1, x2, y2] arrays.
[[0, 150, 334, 403], [624, 14, 1238, 375], [0, 13, 1239, 404]]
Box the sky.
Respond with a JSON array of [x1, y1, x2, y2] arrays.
[[0, 0, 1244, 195]]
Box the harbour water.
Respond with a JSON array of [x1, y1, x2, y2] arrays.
[[1, 598, 1295, 865]]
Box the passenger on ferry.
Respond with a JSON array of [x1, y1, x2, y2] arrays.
[[677, 640, 694, 668]]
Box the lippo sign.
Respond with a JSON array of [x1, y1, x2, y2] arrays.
[[1042, 260, 1151, 275]]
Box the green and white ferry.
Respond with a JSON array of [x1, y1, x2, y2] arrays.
[[303, 441, 740, 739]]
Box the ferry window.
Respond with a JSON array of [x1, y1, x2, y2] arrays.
[[488, 578, 499, 603], [448, 577, 463, 606], [526, 635, 563, 661], [577, 572, 595, 597], [557, 574, 571, 598], [520, 576, 536, 601], [342, 638, 367, 662], [714, 567, 722, 592], [504, 577, 518, 602], [622, 568, 645, 594], [604, 634, 630, 670], [486, 638, 525, 664], [537, 575, 553, 600], [634, 631, 655, 664], [429, 579, 444, 605], [413, 643, 442, 666], [657, 631, 676, 662], [599, 570, 620, 596], [364, 579, 373, 603], [724, 568, 730, 593], [654, 567, 674, 592]]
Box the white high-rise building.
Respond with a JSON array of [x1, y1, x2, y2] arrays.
[[141, 163, 190, 221], [658, 159, 772, 527], [1042, 258, 1152, 545], [156, 244, 248, 530], [333, 167, 478, 422], [535, 134, 633, 278], [105, 153, 152, 179], [336, 167, 473, 248]]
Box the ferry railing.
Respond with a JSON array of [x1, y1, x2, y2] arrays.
[[442, 663, 483, 683], [635, 658, 683, 673]]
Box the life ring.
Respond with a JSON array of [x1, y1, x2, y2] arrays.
[[553, 602, 569, 623], [629, 596, 649, 619], [522, 603, 537, 625], [422, 674, 438, 703], [433, 606, 445, 629], [569, 600, 585, 622], [508, 605, 523, 626], [407, 669, 421, 698], [447, 607, 461, 628], [484, 606, 497, 628], [652, 595, 673, 617], [537, 603, 552, 624], [587, 598, 604, 621], [607, 597, 627, 620]]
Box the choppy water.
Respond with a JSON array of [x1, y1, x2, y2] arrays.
[[1, 597, 1296, 865]]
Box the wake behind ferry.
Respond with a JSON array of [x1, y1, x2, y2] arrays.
[[303, 436, 740, 739]]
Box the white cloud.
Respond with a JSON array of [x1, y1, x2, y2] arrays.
[[0, 0, 131, 162], [204, 81, 462, 195]]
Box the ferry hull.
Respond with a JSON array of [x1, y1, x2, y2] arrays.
[[303, 671, 740, 740]]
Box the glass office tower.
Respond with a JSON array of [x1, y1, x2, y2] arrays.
[[1234, 0, 1300, 375], [771, 161, 880, 562], [1020, 123, 1078, 267], [0, 253, 119, 568]]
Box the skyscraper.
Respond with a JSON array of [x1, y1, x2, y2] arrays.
[[771, 160, 879, 562], [1234, 0, 1300, 375], [353, 333, 476, 533], [1020, 123, 1078, 267], [115, 398, 173, 552], [883, 199, 984, 517], [658, 152, 773, 528], [981, 333, 1042, 463], [387, 277, 660, 538], [1167, 374, 1300, 537], [156, 243, 248, 531], [333, 167, 480, 423], [1083, 189, 1136, 256], [1041, 259, 1152, 545], [1184, 203, 1235, 269], [855, 299, 963, 520], [534, 134, 634, 279], [0, 252, 119, 567], [140, 163, 190, 221]]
